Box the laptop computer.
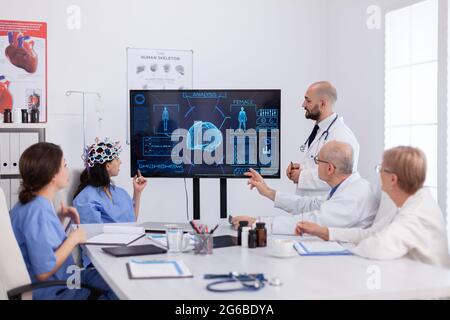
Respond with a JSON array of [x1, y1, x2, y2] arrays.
[[140, 221, 193, 233]]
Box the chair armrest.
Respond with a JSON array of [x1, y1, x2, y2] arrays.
[[8, 280, 105, 300]]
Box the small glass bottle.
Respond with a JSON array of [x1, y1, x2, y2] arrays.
[[3, 109, 12, 123], [21, 109, 28, 123], [30, 109, 39, 123], [237, 221, 248, 246], [248, 229, 257, 248], [256, 222, 267, 247]]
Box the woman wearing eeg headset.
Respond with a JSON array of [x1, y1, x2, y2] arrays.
[[73, 137, 148, 225]]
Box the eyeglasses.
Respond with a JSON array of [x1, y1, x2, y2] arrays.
[[313, 156, 336, 169], [375, 164, 394, 174]]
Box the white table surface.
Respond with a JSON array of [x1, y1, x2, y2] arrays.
[[81, 223, 450, 300]]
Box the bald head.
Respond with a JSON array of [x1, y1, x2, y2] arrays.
[[320, 141, 354, 175], [309, 81, 338, 106]]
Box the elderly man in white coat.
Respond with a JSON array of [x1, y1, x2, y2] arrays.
[[232, 141, 377, 235], [287, 81, 360, 197], [296, 146, 450, 269]]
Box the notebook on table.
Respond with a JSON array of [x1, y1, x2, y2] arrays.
[[126, 259, 193, 279], [85, 225, 145, 246]]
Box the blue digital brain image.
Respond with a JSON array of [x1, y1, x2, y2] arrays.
[[187, 121, 223, 152]]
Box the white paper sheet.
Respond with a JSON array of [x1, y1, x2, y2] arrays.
[[127, 259, 193, 279]]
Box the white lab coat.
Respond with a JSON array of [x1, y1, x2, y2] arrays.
[[352, 188, 450, 269], [296, 113, 360, 197], [259, 172, 378, 235], [328, 191, 397, 243]]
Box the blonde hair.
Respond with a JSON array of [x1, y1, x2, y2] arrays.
[[383, 146, 427, 194]]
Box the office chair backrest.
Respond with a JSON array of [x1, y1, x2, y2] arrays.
[[0, 187, 32, 300], [0, 279, 7, 300], [52, 168, 83, 267], [53, 167, 83, 209]]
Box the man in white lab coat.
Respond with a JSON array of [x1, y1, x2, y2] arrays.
[[296, 146, 450, 268], [233, 141, 377, 235], [288, 81, 360, 197]]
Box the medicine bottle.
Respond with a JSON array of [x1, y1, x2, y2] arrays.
[[3, 109, 12, 123], [21, 109, 28, 123], [248, 229, 257, 248], [256, 222, 267, 247], [237, 221, 248, 246], [30, 109, 39, 123], [241, 227, 250, 248]]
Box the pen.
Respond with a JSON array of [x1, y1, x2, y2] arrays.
[[210, 224, 219, 234], [64, 221, 72, 233], [189, 221, 201, 234]]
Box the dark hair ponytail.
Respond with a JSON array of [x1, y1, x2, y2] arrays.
[[73, 162, 111, 199], [19, 142, 63, 204], [18, 188, 35, 205]]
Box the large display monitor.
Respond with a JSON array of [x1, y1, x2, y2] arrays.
[[130, 89, 280, 178]]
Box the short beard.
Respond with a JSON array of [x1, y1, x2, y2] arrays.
[[305, 103, 321, 121]]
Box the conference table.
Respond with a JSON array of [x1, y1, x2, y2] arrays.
[[81, 222, 450, 300]]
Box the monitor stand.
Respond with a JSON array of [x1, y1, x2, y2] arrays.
[[193, 178, 228, 220]]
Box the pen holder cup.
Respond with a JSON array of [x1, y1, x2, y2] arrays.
[[193, 234, 213, 255]]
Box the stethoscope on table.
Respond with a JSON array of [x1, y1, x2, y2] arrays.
[[299, 114, 339, 154], [204, 272, 282, 293]]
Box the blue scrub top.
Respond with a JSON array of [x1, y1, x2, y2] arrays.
[[10, 196, 74, 300], [73, 184, 135, 224]]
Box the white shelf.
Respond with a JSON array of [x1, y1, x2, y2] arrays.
[[0, 123, 47, 129]]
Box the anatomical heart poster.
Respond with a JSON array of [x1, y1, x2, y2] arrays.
[[0, 20, 47, 122]]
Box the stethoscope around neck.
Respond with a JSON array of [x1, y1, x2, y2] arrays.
[[299, 114, 339, 153]]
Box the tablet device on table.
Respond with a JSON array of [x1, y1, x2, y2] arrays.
[[102, 244, 167, 257], [213, 235, 238, 248]]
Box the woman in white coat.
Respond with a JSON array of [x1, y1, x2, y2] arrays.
[[296, 146, 450, 269]]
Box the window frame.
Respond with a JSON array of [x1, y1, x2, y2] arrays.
[[384, 0, 447, 217]]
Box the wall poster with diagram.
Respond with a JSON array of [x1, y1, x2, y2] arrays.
[[0, 20, 47, 122], [127, 48, 193, 90]]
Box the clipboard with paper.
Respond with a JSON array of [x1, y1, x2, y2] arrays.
[[294, 241, 353, 256], [126, 259, 193, 279]]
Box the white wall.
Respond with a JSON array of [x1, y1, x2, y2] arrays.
[[326, 0, 393, 189], [1, 0, 329, 225]]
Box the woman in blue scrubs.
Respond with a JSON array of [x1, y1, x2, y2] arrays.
[[10, 142, 117, 300], [73, 137, 148, 224]]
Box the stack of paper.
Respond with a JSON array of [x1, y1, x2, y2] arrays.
[[294, 241, 353, 256], [127, 259, 193, 279], [85, 225, 145, 246]]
